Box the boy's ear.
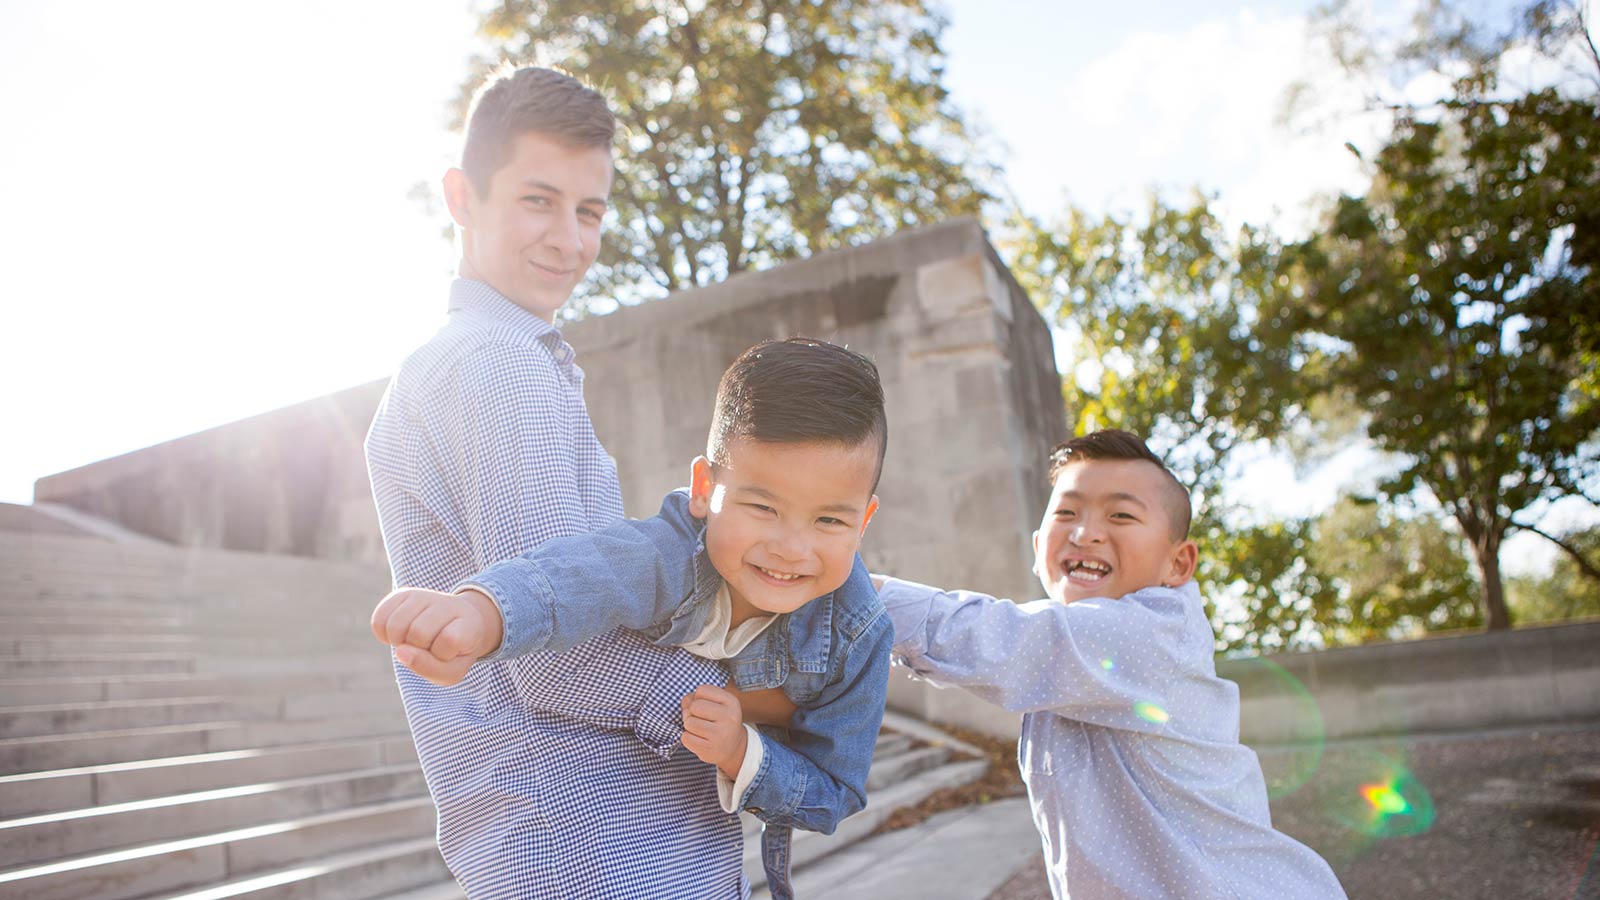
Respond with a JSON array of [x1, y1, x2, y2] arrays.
[[688, 456, 716, 518], [442, 167, 475, 229], [1165, 540, 1199, 587], [858, 495, 880, 537]]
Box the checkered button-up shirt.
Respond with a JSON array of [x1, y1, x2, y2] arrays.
[[365, 279, 746, 900]]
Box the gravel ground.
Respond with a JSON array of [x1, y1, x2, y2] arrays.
[[985, 723, 1600, 900]]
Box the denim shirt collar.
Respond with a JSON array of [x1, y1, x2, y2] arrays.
[[652, 491, 838, 680], [447, 278, 583, 384]]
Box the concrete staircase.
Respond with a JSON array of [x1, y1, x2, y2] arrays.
[[0, 524, 986, 899]]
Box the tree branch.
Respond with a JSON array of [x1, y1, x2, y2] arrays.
[[1509, 520, 1600, 583]]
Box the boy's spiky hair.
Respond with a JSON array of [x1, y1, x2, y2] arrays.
[[1046, 429, 1192, 540], [708, 338, 887, 491]]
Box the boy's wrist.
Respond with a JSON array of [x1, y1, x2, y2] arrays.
[[715, 726, 749, 779], [455, 587, 505, 657]]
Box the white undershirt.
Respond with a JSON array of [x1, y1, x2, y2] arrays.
[[681, 584, 778, 812]]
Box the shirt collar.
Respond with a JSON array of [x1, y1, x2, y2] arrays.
[[447, 278, 581, 378]]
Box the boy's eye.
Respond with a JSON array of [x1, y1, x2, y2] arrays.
[[1111, 512, 1136, 521], [578, 206, 603, 222], [522, 195, 551, 208], [745, 503, 775, 514], [818, 516, 847, 527], [1054, 508, 1075, 518]]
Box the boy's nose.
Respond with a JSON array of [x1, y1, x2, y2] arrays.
[[543, 212, 584, 258], [1069, 523, 1104, 544], [765, 527, 808, 561]]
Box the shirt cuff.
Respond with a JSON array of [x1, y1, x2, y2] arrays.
[[879, 576, 939, 659], [716, 723, 766, 813], [453, 560, 558, 662]]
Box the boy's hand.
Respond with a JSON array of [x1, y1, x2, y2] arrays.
[[370, 587, 504, 687], [680, 684, 748, 779]]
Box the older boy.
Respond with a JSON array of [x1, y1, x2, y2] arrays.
[[881, 430, 1346, 899], [373, 339, 893, 900], [365, 65, 768, 899]]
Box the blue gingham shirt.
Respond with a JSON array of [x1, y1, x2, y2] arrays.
[[884, 578, 1347, 900], [365, 279, 746, 900]]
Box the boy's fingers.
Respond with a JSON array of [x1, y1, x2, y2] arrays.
[[404, 603, 461, 655], [394, 644, 475, 686], [692, 684, 736, 706], [380, 591, 434, 647], [431, 617, 484, 662], [371, 589, 416, 644]]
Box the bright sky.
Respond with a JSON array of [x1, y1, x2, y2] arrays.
[[1, 0, 1591, 567]]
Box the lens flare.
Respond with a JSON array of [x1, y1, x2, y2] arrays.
[[1326, 752, 1436, 839], [1222, 655, 1325, 799], [1133, 701, 1170, 724], [1100, 658, 1115, 671], [1360, 782, 1409, 815]]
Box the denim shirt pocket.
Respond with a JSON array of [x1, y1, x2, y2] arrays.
[[728, 628, 788, 690]]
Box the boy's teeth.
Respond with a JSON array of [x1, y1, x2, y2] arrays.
[[759, 567, 801, 581]]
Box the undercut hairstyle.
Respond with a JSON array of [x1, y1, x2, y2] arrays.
[[1046, 429, 1192, 540], [460, 65, 616, 195], [708, 338, 888, 492]]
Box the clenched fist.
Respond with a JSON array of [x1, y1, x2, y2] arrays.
[[370, 586, 504, 686], [681, 684, 748, 778]]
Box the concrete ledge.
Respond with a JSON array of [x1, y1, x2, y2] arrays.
[[889, 619, 1600, 745]]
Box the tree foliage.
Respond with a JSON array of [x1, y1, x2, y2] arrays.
[[1280, 86, 1600, 630], [457, 0, 996, 308], [1006, 194, 1344, 652]]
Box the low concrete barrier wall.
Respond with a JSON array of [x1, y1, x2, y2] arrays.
[[889, 618, 1600, 744]]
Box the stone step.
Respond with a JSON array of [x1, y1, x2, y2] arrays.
[[0, 654, 195, 678], [742, 757, 990, 892], [1, 763, 428, 869], [0, 688, 403, 739], [760, 797, 1040, 900], [0, 670, 395, 707], [157, 836, 450, 900], [866, 744, 952, 791], [379, 880, 466, 900], [0, 632, 376, 657], [0, 696, 284, 739], [0, 797, 435, 900], [736, 730, 962, 841], [1, 713, 409, 775], [0, 735, 415, 819], [4, 615, 188, 635]]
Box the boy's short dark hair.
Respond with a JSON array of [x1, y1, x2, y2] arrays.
[[461, 65, 616, 195], [1047, 429, 1192, 540], [709, 338, 887, 491]]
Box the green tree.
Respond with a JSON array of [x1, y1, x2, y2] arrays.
[[1281, 86, 1600, 630], [458, 0, 996, 308], [1006, 194, 1344, 653], [1306, 495, 1482, 642]]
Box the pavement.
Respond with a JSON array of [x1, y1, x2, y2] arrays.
[[812, 723, 1600, 900]]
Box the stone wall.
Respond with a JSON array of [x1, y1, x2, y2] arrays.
[[33, 218, 1068, 614], [900, 618, 1600, 744]]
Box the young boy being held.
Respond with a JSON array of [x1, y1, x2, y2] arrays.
[[372, 338, 892, 900], [881, 429, 1346, 900]]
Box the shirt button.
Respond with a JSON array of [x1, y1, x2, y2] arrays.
[[748, 807, 763, 815]]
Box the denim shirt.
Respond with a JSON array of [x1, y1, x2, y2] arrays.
[[465, 490, 893, 899]]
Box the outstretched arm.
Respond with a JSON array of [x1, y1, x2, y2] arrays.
[[883, 576, 1200, 733], [371, 491, 707, 684]]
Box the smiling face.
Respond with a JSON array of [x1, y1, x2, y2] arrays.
[[689, 438, 880, 625], [443, 130, 612, 322], [1032, 458, 1198, 605]]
